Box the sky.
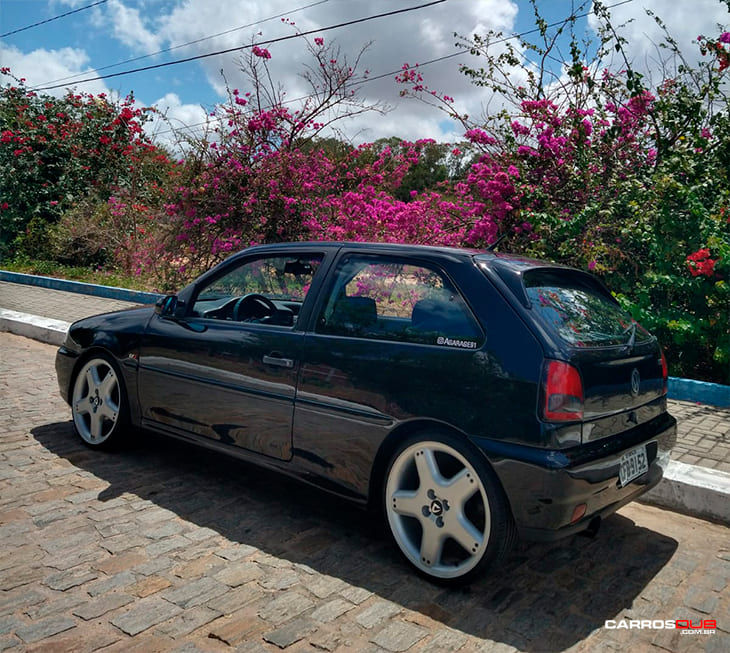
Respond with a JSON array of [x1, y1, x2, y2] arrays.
[[1, 0, 728, 151]]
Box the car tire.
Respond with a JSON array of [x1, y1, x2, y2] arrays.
[[383, 431, 515, 584], [71, 354, 129, 449]]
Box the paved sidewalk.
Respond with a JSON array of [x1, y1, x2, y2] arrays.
[[0, 281, 141, 323], [1, 334, 729, 652], [667, 401, 730, 473]]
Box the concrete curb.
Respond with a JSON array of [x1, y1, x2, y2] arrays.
[[639, 460, 730, 525], [668, 376, 730, 408], [0, 270, 162, 304], [0, 309, 68, 346], [2, 307, 729, 528]]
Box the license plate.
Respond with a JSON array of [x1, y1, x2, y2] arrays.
[[619, 445, 648, 487]]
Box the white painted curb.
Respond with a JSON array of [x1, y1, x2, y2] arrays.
[[0, 309, 69, 346], [639, 460, 730, 525]]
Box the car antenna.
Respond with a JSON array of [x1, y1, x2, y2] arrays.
[[487, 234, 508, 252]]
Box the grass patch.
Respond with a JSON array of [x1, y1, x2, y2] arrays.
[[1, 259, 157, 292]]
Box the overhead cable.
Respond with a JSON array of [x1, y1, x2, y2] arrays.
[[34, 0, 447, 91], [1, 0, 109, 39]]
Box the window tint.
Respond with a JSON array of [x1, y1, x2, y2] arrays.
[[200, 256, 321, 301], [524, 269, 652, 348], [192, 255, 322, 325], [317, 255, 482, 347]]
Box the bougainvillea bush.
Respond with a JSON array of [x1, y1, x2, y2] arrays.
[[1, 6, 728, 383], [395, 3, 730, 383], [0, 68, 177, 267]]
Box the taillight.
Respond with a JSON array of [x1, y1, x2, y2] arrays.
[[660, 349, 668, 396], [542, 360, 584, 422]]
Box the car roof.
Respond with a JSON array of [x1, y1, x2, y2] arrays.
[[243, 240, 479, 256], [237, 241, 565, 271]]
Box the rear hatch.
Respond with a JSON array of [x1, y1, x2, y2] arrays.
[[520, 267, 668, 443]]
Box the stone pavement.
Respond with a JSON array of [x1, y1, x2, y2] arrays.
[[1, 334, 730, 652], [666, 402, 730, 473], [0, 281, 140, 324]]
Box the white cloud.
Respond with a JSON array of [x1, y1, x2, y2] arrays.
[[105, 0, 161, 53], [16, 0, 524, 143], [144, 92, 210, 152], [588, 0, 729, 79], [143, 0, 522, 143], [0, 43, 110, 97]]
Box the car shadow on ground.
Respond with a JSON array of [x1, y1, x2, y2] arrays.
[[33, 421, 678, 652]]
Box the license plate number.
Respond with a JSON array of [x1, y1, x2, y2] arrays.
[[619, 445, 648, 487]]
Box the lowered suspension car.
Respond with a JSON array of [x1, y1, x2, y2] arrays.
[[56, 242, 676, 584]]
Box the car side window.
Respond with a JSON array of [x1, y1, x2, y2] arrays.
[[317, 255, 483, 347], [191, 254, 323, 326]]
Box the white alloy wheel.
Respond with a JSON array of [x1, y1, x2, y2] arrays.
[[72, 357, 124, 447], [384, 436, 509, 583]]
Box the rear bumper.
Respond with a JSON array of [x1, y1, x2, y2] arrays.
[[473, 412, 677, 540]]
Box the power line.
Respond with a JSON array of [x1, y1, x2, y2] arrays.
[[359, 0, 635, 85], [1, 0, 109, 39], [152, 0, 634, 138], [36, 0, 332, 89], [34, 0, 447, 92]]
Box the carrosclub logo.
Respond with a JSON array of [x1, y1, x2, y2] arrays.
[[604, 619, 717, 635]]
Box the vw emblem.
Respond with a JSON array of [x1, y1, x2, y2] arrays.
[[630, 369, 640, 396]]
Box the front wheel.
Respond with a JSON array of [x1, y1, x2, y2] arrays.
[[71, 355, 128, 449], [383, 432, 515, 584]]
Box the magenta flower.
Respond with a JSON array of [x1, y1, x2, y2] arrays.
[[464, 128, 496, 146], [252, 46, 271, 59]]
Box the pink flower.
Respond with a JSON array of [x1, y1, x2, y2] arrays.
[[588, 261, 596, 271], [464, 128, 496, 146], [314, 37, 324, 47], [252, 46, 271, 59], [511, 121, 530, 136], [719, 32, 730, 44]]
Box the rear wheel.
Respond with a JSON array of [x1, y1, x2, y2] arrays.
[[383, 432, 515, 584], [71, 355, 128, 449]]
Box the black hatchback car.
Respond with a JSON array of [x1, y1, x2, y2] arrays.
[[56, 242, 676, 583]]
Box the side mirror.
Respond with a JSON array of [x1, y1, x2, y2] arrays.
[[155, 294, 178, 317]]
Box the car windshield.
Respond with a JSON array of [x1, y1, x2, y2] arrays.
[[523, 269, 652, 348]]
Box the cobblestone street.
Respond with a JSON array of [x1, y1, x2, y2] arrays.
[[1, 333, 728, 652]]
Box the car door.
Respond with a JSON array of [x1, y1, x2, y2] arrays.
[[137, 251, 325, 460], [292, 251, 487, 495]]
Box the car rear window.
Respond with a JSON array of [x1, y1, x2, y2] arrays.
[[522, 269, 652, 348]]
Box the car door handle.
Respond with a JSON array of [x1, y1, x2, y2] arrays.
[[262, 354, 295, 369]]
